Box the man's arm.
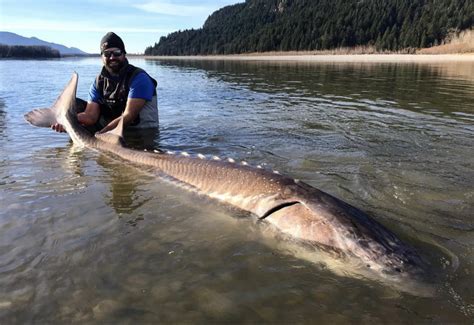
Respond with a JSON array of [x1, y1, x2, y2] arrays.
[[78, 101, 101, 126], [97, 98, 146, 133], [96, 72, 154, 133], [51, 101, 101, 132]]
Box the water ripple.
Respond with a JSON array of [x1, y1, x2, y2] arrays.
[[0, 58, 473, 323]]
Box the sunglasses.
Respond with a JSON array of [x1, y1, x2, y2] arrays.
[[102, 49, 123, 58]]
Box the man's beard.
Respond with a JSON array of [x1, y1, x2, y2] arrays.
[[105, 59, 125, 74]]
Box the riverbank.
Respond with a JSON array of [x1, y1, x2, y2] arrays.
[[144, 53, 474, 63]]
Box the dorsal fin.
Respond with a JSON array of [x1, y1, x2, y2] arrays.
[[94, 116, 125, 146], [24, 72, 78, 127]]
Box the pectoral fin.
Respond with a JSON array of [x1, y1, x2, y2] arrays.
[[94, 116, 125, 146]]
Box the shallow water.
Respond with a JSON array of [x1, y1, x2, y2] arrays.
[[0, 57, 473, 323]]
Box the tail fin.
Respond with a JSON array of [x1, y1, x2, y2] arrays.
[[24, 72, 78, 128], [24, 107, 58, 127]]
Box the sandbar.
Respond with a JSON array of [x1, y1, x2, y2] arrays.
[[145, 53, 474, 63]]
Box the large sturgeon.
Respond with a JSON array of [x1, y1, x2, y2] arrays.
[[25, 73, 432, 294]]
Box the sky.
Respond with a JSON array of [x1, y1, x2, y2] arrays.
[[0, 0, 243, 54]]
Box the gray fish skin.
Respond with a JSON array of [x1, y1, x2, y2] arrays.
[[25, 73, 431, 293]]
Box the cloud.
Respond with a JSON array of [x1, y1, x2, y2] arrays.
[[134, 1, 216, 17]]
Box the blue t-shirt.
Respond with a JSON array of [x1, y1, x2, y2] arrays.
[[88, 72, 155, 103]]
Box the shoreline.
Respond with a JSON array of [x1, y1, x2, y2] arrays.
[[143, 53, 474, 63]]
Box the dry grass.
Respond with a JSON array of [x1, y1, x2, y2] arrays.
[[418, 29, 474, 54], [249, 30, 474, 56], [147, 54, 474, 63], [242, 45, 418, 56], [243, 46, 377, 56]]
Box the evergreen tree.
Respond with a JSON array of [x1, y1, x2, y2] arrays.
[[145, 0, 473, 55]]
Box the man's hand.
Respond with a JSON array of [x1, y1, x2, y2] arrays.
[[99, 98, 146, 134], [51, 123, 66, 133], [50, 102, 100, 133]]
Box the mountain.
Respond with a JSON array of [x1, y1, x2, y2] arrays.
[[146, 0, 474, 55], [0, 31, 88, 55]]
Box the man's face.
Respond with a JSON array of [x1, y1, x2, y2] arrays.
[[102, 47, 126, 73]]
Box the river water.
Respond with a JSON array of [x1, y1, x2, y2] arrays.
[[0, 57, 473, 323]]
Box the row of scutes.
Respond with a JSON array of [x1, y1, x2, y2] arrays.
[[143, 148, 282, 175]]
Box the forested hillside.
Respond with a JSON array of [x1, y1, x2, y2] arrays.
[[145, 0, 473, 55], [0, 45, 60, 58]]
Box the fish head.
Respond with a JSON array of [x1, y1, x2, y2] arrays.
[[263, 195, 434, 295]]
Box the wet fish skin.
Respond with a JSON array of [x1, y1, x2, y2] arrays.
[[24, 73, 431, 293]]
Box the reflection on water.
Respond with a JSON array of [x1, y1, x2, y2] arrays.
[[123, 127, 160, 150], [0, 57, 473, 322], [151, 59, 474, 118], [95, 154, 152, 216], [0, 98, 6, 140]]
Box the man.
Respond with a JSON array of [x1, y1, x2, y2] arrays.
[[52, 32, 158, 135]]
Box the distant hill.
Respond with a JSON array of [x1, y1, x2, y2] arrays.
[[0, 31, 88, 55], [0, 44, 60, 58], [146, 0, 474, 55]]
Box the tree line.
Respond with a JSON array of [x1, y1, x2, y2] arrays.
[[0, 45, 60, 58], [145, 0, 473, 55]]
